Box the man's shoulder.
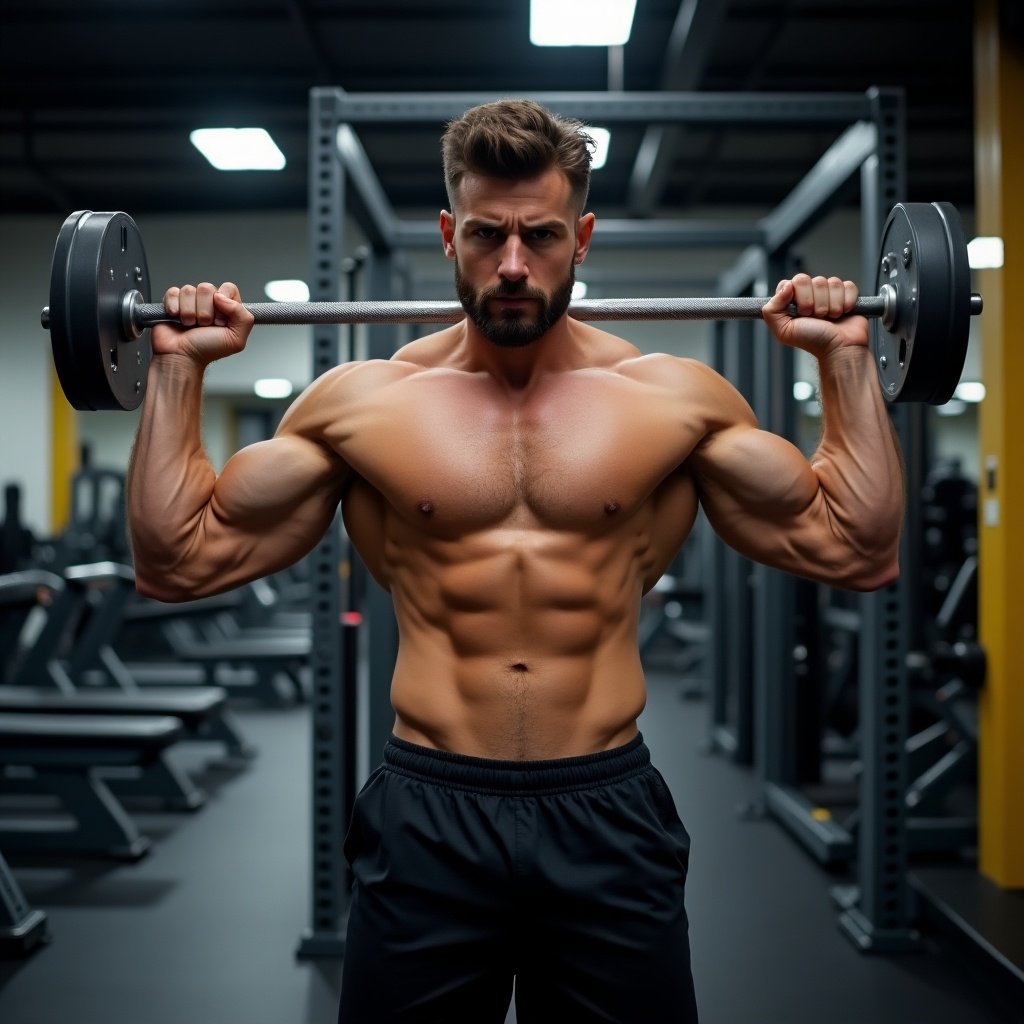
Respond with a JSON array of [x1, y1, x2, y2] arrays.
[[315, 356, 428, 394], [392, 327, 461, 368], [571, 325, 723, 391], [280, 358, 422, 426], [278, 357, 434, 442], [611, 351, 722, 391]]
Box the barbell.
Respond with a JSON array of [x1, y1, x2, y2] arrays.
[[41, 202, 981, 412]]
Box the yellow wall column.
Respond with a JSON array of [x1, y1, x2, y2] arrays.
[[49, 364, 78, 533], [975, 0, 1024, 888]]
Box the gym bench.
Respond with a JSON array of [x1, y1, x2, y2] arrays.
[[158, 617, 309, 706], [0, 846, 49, 957], [0, 712, 184, 860], [1, 565, 256, 765], [73, 566, 309, 706]]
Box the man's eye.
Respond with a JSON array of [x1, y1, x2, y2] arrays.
[[475, 227, 498, 239], [530, 229, 554, 241]]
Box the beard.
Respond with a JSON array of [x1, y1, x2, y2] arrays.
[[454, 261, 575, 348]]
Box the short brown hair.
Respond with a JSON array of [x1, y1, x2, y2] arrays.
[[442, 99, 594, 214]]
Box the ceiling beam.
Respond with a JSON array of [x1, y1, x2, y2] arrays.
[[20, 111, 73, 213], [283, 0, 337, 84], [680, 0, 788, 208], [626, 0, 730, 216]]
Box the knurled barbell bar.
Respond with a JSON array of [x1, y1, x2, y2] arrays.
[[40, 202, 982, 412]]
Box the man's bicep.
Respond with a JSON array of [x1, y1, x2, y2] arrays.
[[663, 360, 815, 559], [166, 435, 346, 597], [212, 363, 356, 534], [214, 434, 345, 524], [690, 423, 824, 568]]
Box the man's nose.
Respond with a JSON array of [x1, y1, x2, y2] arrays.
[[497, 236, 528, 281]]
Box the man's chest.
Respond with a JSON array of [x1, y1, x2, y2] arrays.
[[336, 372, 698, 530]]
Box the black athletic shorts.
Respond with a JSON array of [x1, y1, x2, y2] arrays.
[[337, 732, 699, 1023]]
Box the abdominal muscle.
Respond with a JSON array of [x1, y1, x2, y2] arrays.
[[391, 633, 647, 761], [383, 523, 654, 761]]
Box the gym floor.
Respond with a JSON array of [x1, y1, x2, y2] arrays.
[[0, 672, 1015, 1024]]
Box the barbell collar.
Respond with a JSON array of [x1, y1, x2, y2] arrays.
[[876, 288, 982, 331], [879, 283, 897, 332]]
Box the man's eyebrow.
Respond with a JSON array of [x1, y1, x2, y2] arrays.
[[459, 216, 569, 232], [523, 220, 569, 232]]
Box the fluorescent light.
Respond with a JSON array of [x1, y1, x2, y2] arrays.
[[936, 399, 967, 417], [587, 127, 611, 170], [793, 380, 815, 402], [571, 280, 588, 300], [265, 279, 310, 302], [254, 378, 293, 399], [190, 128, 286, 171], [530, 0, 637, 46], [967, 236, 1003, 269], [953, 381, 986, 403]]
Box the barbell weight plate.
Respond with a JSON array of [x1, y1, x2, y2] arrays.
[[49, 210, 151, 411], [911, 201, 971, 405], [873, 202, 970, 405], [48, 211, 90, 411]]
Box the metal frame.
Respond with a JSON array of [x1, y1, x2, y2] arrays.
[[296, 89, 352, 958], [298, 86, 920, 955], [707, 114, 882, 770], [707, 315, 756, 763], [708, 88, 922, 950], [839, 89, 923, 952]]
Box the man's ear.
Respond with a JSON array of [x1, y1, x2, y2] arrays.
[[439, 210, 456, 260], [574, 212, 596, 265]]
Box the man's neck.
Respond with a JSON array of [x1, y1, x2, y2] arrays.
[[456, 316, 581, 390]]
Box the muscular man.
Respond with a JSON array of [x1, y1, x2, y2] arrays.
[[127, 100, 904, 1022]]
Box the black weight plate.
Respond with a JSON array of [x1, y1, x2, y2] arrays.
[[48, 211, 92, 411], [872, 202, 970, 405], [49, 211, 151, 411], [914, 202, 970, 405]]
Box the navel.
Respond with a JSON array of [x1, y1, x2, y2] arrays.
[[509, 662, 529, 673]]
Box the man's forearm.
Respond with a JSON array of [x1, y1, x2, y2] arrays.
[[812, 344, 905, 578], [126, 354, 217, 586]]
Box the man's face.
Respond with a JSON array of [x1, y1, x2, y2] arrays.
[[440, 167, 595, 348]]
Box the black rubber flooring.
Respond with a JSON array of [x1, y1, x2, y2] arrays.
[[0, 672, 1017, 1024]]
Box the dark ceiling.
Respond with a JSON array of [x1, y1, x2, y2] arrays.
[[1, 0, 980, 221]]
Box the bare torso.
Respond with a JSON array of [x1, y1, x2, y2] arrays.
[[131, 271, 902, 759], [126, 160, 902, 761], [312, 322, 702, 759]]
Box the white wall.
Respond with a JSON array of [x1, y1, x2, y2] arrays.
[[1, 216, 66, 531], [0, 204, 984, 534]]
